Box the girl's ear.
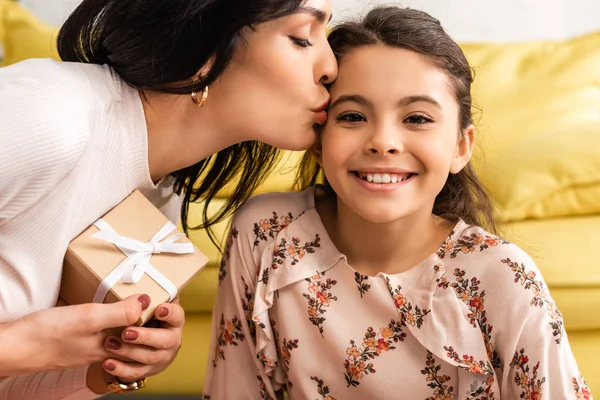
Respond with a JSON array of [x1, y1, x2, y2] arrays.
[[450, 124, 475, 174]]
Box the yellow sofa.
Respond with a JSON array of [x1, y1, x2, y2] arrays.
[[0, 0, 58, 67], [2, 1, 598, 395]]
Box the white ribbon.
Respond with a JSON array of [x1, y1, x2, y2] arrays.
[[91, 219, 195, 304]]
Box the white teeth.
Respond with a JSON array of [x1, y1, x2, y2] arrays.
[[360, 173, 413, 184]]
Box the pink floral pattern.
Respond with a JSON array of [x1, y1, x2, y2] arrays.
[[444, 346, 494, 375], [253, 211, 294, 249], [281, 338, 299, 375], [344, 320, 407, 387], [240, 276, 256, 341], [510, 348, 546, 400], [311, 376, 338, 400], [437, 268, 501, 369], [501, 258, 564, 343], [421, 351, 456, 400], [272, 319, 299, 389], [212, 314, 245, 367], [303, 271, 338, 336], [203, 191, 591, 399], [444, 346, 495, 399], [260, 234, 321, 284], [354, 272, 371, 297], [387, 280, 431, 328], [438, 232, 508, 259], [218, 227, 238, 284], [573, 374, 593, 400]]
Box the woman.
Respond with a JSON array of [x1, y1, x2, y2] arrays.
[[0, 0, 336, 398]]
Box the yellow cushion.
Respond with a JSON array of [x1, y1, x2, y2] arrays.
[[484, 124, 600, 221], [0, 1, 4, 48], [0, 1, 59, 67], [461, 31, 600, 221], [504, 215, 600, 327], [504, 215, 600, 289]]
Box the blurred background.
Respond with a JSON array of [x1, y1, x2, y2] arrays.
[[16, 0, 600, 41], [2, 0, 599, 398]]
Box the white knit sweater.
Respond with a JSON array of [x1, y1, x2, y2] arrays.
[[0, 58, 182, 399]]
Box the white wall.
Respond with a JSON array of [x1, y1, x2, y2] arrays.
[[19, 0, 600, 42], [331, 0, 600, 42], [19, 0, 80, 28]]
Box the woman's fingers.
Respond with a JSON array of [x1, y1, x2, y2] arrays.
[[124, 324, 181, 350], [153, 299, 185, 328], [104, 334, 173, 364], [101, 299, 184, 376], [102, 358, 153, 382], [85, 294, 150, 331]]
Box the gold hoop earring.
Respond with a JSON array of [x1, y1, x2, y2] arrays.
[[191, 85, 208, 107]]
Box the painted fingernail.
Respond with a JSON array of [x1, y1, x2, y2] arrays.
[[138, 294, 151, 310], [103, 362, 116, 372], [157, 306, 169, 318], [123, 329, 139, 341], [106, 338, 121, 351]]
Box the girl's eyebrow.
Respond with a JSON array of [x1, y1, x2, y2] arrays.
[[329, 94, 372, 109], [329, 94, 442, 110], [398, 95, 442, 109]]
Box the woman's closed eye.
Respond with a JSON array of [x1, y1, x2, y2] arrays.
[[288, 36, 313, 48], [403, 113, 434, 124], [337, 111, 366, 123]]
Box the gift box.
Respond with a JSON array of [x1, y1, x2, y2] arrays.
[[60, 190, 209, 326]]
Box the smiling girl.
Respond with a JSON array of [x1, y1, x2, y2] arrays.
[[0, 0, 336, 398], [204, 6, 591, 399]]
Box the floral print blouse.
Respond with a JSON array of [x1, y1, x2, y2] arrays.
[[203, 188, 592, 400]]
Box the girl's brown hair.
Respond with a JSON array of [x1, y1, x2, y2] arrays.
[[296, 6, 497, 233]]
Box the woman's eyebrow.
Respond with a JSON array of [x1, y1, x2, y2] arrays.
[[298, 7, 333, 24]]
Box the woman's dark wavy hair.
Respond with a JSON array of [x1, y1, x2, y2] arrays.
[[296, 6, 498, 233], [57, 0, 306, 243]]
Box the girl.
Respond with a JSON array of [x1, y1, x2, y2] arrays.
[[204, 6, 591, 399], [0, 0, 335, 398]]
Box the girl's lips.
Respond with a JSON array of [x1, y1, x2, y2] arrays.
[[350, 171, 416, 192]]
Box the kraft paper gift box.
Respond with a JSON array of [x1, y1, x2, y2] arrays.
[[60, 190, 209, 326]]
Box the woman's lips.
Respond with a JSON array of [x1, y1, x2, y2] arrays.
[[313, 110, 328, 124]]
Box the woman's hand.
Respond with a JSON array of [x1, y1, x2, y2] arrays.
[[101, 299, 185, 382], [1, 294, 150, 377]]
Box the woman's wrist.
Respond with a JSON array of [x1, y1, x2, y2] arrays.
[[0, 320, 36, 376], [86, 363, 112, 394]]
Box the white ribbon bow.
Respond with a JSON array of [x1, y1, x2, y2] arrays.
[[91, 219, 195, 304]]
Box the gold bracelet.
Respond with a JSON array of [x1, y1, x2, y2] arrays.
[[107, 377, 147, 393]]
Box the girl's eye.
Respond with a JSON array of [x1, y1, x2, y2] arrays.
[[338, 112, 366, 123], [404, 114, 433, 124], [289, 36, 313, 48]]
